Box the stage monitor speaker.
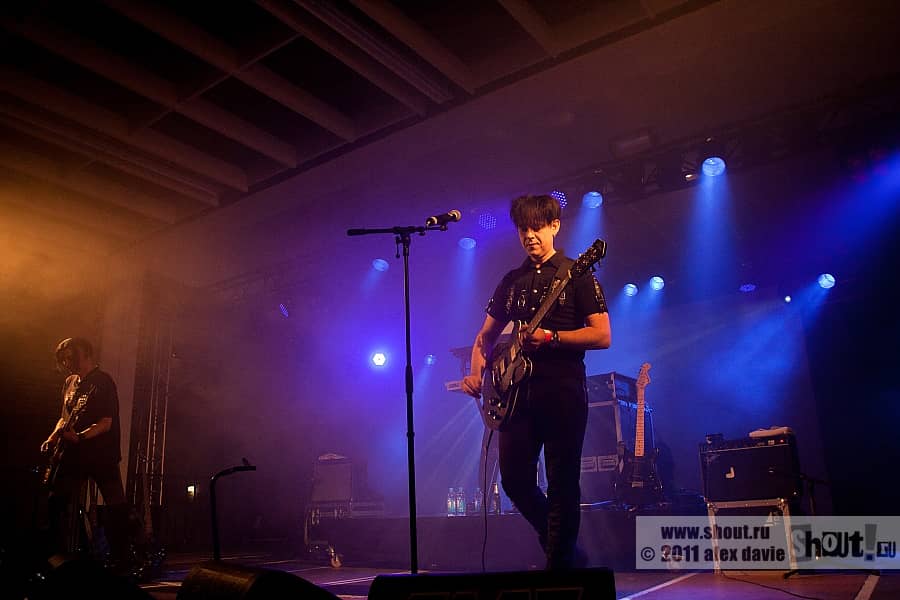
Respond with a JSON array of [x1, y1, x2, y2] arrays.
[[33, 554, 152, 600], [177, 561, 340, 600], [368, 568, 616, 600]]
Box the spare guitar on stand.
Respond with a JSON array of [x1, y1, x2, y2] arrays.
[[614, 363, 663, 507]]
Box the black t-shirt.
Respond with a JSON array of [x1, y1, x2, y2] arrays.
[[486, 252, 608, 378], [61, 367, 121, 467]]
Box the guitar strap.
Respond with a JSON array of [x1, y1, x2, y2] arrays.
[[545, 255, 575, 312]]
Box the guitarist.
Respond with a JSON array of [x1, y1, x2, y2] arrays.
[[41, 337, 131, 571], [461, 194, 611, 569]]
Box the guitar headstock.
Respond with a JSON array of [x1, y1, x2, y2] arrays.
[[636, 363, 651, 389], [571, 239, 607, 277]]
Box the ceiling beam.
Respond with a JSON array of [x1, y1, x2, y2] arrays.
[[0, 177, 161, 241], [0, 66, 243, 194], [296, 0, 453, 104], [0, 140, 185, 224], [2, 15, 298, 169], [497, 0, 563, 57], [257, 0, 428, 115], [102, 0, 357, 141], [348, 0, 475, 94], [0, 107, 221, 205]]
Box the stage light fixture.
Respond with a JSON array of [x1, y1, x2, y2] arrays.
[[650, 276, 665, 291], [478, 213, 497, 230], [550, 190, 568, 208], [425, 354, 436, 366], [784, 295, 792, 303], [278, 303, 290, 318], [702, 156, 727, 177], [371, 352, 387, 366], [582, 191, 603, 208], [372, 258, 389, 272], [739, 283, 756, 293], [459, 237, 476, 250], [817, 273, 836, 289], [624, 283, 638, 296]]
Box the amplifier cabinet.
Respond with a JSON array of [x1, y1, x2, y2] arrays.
[[585, 371, 637, 404], [699, 435, 801, 502]]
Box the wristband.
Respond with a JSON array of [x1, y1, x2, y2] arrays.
[[543, 329, 552, 343], [550, 330, 560, 348]]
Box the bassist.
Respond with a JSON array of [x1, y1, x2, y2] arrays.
[[461, 194, 611, 569]]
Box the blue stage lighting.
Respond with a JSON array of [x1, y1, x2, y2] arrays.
[[582, 191, 603, 208], [550, 190, 568, 208], [702, 156, 726, 177], [371, 352, 387, 367], [784, 295, 792, 303], [372, 258, 389, 272], [817, 273, 836, 289], [278, 303, 289, 318], [459, 237, 476, 250], [478, 213, 497, 230], [624, 283, 638, 296], [650, 276, 665, 291], [739, 283, 756, 293], [424, 354, 436, 366]]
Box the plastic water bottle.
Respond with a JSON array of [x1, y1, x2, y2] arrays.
[[447, 487, 456, 517], [490, 482, 501, 514], [455, 487, 466, 516], [473, 487, 482, 513]]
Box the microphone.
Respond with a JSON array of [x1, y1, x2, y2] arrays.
[[425, 209, 461, 227]]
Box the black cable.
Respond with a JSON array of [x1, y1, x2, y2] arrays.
[[481, 429, 495, 573], [719, 570, 824, 600]]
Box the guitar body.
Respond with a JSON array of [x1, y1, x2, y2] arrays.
[[614, 442, 663, 507], [42, 384, 93, 488], [481, 334, 532, 430], [43, 438, 67, 488]]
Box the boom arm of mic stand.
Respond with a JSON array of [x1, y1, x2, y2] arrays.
[[347, 225, 447, 236], [210, 461, 257, 561]]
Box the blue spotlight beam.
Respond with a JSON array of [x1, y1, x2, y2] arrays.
[[347, 217, 462, 575]]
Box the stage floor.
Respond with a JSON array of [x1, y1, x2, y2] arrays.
[[132, 551, 895, 600]]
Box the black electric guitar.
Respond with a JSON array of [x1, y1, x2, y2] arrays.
[[480, 239, 607, 431], [42, 383, 96, 487], [614, 363, 663, 506]]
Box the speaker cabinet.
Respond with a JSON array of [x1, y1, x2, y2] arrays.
[[33, 554, 152, 600], [177, 561, 339, 600], [368, 568, 616, 600]]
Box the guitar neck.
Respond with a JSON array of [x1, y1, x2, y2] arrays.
[[634, 387, 646, 457], [524, 272, 572, 335]]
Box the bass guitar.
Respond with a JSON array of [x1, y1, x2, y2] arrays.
[[480, 239, 607, 431], [614, 363, 663, 506], [42, 382, 96, 487]]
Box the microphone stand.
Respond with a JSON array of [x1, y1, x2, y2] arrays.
[[209, 459, 256, 561], [348, 222, 452, 574]]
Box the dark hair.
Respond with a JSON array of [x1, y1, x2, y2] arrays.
[[55, 337, 94, 369], [509, 194, 561, 231]]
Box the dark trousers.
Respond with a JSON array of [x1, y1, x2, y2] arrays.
[[48, 461, 129, 561], [499, 375, 588, 569]]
